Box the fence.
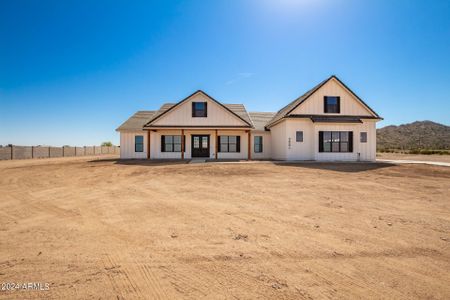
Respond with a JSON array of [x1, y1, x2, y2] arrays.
[[0, 145, 120, 160]]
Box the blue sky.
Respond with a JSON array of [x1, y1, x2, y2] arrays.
[[1, 0, 449, 146]]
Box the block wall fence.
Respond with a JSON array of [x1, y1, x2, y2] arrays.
[[0, 145, 120, 160]]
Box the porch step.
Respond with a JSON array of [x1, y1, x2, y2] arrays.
[[189, 159, 206, 164]]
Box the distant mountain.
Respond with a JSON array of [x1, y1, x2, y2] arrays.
[[377, 121, 450, 150]]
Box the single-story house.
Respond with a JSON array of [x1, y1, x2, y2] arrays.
[[116, 75, 382, 161]]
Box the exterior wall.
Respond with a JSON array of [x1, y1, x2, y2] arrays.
[[284, 119, 315, 160], [272, 119, 377, 161], [251, 131, 272, 160], [311, 121, 376, 161], [216, 130, 248, 160], [290, 78, 374, 116], [270, 122, 287, 160], [148, 129, 250, 160], [152, 93, 248, 127], [120, 131, 148, 159]]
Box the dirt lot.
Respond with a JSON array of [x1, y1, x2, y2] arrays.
[[1, 157, 449, 299], [377, 152, 450, 163]]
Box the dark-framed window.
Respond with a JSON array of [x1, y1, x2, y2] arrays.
[[254, 136, 263, 153], [135, 135, 144, 152], [319, 131, 353, 153], [161, 135, 185, 152], [192, 102, 207, 117], [296, 131, 303, 142], [360, 132, 367, 143], [324, 96, 340, 113], [219, 136, 240, 152]]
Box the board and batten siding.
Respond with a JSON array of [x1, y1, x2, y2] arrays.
[[284, 119, 315, 160], [152, 94, 248, 127], [250, 132, 272, 160], [313, 121, 376, 161], [120, 131, 147, 159], [290, 78, 374, 116], [270, 122, 288, 160], [149, 129, 250, 159]]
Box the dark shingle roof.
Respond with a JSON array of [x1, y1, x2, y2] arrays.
[[248, 112, 276, 131], [115, 111, 157, 131]]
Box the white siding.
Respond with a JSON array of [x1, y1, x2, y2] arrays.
[[152, 93, 248, 127], [270, 122, 287, 160], [148, 129, 250, 160], [284, 119, 315, 160], [312, 121, 377, 161], [251, 132, 272, 160], [271, 119, 377, 161], [120, 131, 147, 159], [290, 78, 375, 116]]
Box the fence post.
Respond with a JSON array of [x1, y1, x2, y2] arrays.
[[32, 146, 34, 159], [11, 145, 13, 160], [74, 147, 76, 156], [48, 147, 51, 158], [62, 146, 65, 157], [84, 146, 86, 156]]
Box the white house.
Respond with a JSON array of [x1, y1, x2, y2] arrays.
[[116, 76, 382, 161]]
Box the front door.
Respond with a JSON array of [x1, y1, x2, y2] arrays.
[[191, 135, 210, 157]]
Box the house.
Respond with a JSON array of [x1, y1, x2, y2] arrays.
[[116, 75, 382, 161]]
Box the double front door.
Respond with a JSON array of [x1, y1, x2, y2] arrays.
[[191, 135, 210, 157]]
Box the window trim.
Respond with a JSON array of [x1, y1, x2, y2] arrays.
[[161, 135, 185, 152], [360, 132, 367, 143], [135, 135, 144, 152], [324, 96, 341, 113], [319, 131, 353, 153], [296, 131, 303, 142], [192, 102, 207, 117], [254, 136, 263, 153], [218, 135, 241, 153]]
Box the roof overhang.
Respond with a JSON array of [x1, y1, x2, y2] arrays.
[[143, 125, 252, 130]]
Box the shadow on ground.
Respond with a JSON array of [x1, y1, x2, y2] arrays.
[[88, 158, 396, 173], [273, 162, 396, 173]]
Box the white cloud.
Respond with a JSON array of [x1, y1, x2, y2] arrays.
[[226, 72, 254, 85]]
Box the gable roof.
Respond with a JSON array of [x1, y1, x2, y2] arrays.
[[266, 75, 381, 128], [115, 111, 157, 131], [144, 90, 253, 128], [248, 112, 276, 131]]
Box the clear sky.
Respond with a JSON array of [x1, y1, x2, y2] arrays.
[[1, 0, 449, 146]]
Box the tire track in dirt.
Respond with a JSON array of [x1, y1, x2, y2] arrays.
[[89, 198, 178, 299]]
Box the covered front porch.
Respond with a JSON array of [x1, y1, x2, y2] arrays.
[[145, 128, 252, 160]]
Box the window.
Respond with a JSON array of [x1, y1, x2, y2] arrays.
[[296, 131, 303, 142], [254, 136, 263, 153], [319, 131, 353, 153], [135, 135, 144, 152], [360, 132, 367, 143], [161, 135, 184, 152], [192, 102, 207, 117], [219, 136, 240, 152], [324, 96, 340, 113]]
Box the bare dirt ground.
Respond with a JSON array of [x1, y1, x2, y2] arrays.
[[0, 157, 449, 299], [377, 152, 450, 163]]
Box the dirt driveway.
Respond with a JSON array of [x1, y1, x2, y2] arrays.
[[0, 157, 449, 299]]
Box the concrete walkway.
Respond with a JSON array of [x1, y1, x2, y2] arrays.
[[377, 159, 450, 167]]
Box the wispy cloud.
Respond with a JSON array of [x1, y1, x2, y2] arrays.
[[226, 72, 254, 85]]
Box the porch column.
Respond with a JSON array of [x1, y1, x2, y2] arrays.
[[247, 130, 251, 160], [147, 130, 151, 159], [181, 129, 184, 159], [215, 129, 218, 159]]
